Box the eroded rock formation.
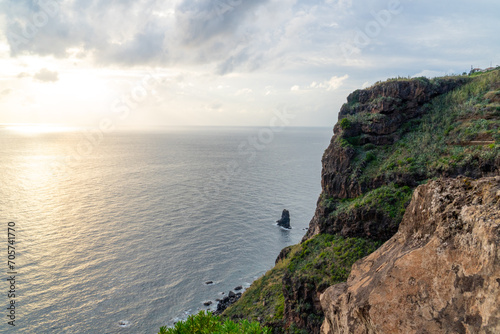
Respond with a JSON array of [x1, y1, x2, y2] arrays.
[[320, 177, 500, 334], [277, 209, 291, 229]]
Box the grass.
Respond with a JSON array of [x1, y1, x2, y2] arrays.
[[286, 234, 381, 292], [331, 184, 412, 221], [222, 244, 301, 326]]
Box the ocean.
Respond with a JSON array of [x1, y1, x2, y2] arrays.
[[0, 126, 332, 333]]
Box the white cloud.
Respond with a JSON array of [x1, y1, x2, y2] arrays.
[[17, 72, 30, 79], [33, 68, 59, 82], [235, 88, 253, 96], [310, 75, 349, 91], [412, 70, 446, 78], [325, 75, 349, 91], [290, 85, 300, 92]]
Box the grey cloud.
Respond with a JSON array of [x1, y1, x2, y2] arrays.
[[4, 0, 165, 57], [2, 0, 274, 72], [175, 0, 269, 45], [98, 23, 168, 65], [34, 68, 59, 82], [2, 0, 500, 77]]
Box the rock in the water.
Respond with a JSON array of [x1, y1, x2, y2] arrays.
[[320, 177, 500, 334], [234, 285, 243, 291], [213, 290, 242, 315], [277, 209, 291, 229], [203, 301, 212, 306], [205, 281, 214, 285]]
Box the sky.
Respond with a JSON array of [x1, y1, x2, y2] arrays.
[[0, 0, 499, 129]]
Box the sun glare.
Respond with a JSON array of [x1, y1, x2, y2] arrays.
[[4, 124, 76, 134]]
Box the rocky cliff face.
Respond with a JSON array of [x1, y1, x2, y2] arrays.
[[304, 75, 500, 242], [320, 176, 500, 334]]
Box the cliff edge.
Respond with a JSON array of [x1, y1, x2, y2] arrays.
[[321, 176, 500, 333], [305, 74, 499, 242]]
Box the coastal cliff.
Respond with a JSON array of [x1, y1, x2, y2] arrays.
[[321, 177, 500, 333], [221, 69, 500, 333], [305, 74, 498, 242]]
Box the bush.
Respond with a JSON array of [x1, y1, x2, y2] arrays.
[[159, 311, 271, 334], [340, 118, 352, 130], [366, 152, 377, 162]]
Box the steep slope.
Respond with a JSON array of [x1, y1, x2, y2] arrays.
[[321, 177, 500, 333], [222, 69, 500, 333], [306, 72, 499, 242]]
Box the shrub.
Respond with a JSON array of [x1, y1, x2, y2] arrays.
[[366, 152, 377, 162], [159, 311, 271, 334], [340, 118, 352, 130]]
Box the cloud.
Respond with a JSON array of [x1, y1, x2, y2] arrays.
[[1, 88, 12, 97], [235, 88, 253, 96], [17, 72, 30, 79], [290, 85, 300, 91], [310, 75, 349, 91], [324, 74, 349, 91], [1, 0, 500, 80], [175, 0, 270, 45], [206, 101, 223, 112], [33, 68, 59, 82], [412, 70, 447, 78]]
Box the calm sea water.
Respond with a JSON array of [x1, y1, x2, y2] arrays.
[[0, 126, 331, 333]]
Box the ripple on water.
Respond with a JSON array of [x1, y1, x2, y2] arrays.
[[0, 128, 332, 333]]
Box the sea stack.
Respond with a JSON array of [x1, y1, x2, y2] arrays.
[[277, 209, 291, 229]]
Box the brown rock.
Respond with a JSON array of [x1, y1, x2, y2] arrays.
[[320, 177, 500, 334]]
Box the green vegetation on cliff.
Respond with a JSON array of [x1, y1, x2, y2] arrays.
[[329, 183, 412, 222], [286, 234, 380, 291], [222, 245, 300, 326], [282, 235, 381, 332], [344, 70, 500, 184], [222, 235, 380, 333]]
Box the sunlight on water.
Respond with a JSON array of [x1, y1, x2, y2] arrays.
[[3, 124, 78, 135], [0, 127, 332, 333]]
